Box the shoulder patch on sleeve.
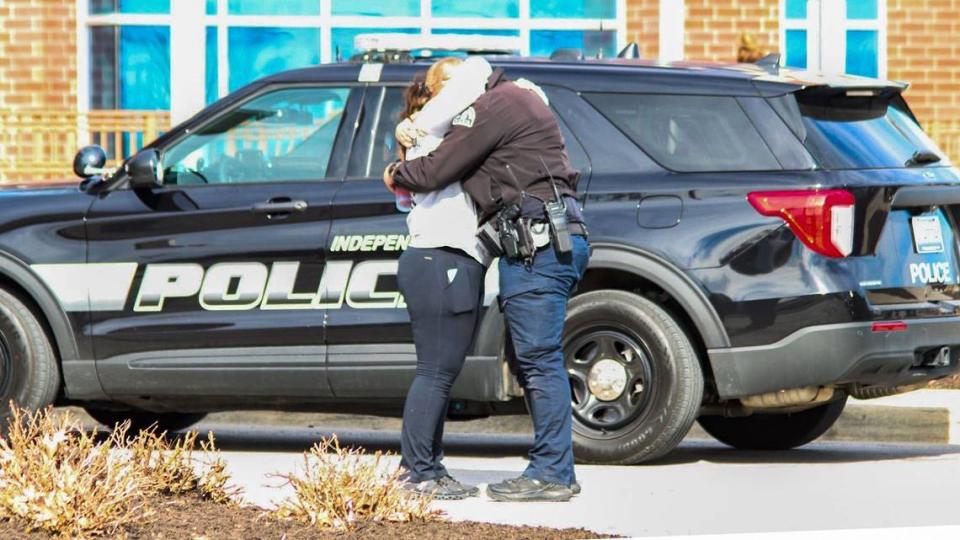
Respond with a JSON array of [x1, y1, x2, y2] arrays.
[[451, 106, 476, 128]]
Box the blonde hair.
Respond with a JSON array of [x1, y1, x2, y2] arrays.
[[425, 57, 462, 95]]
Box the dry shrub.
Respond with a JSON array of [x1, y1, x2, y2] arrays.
[[0, 407, 142, 538], [274, 436, 443, 531], [129, 429, 240, 504], [0, 406, 239, 538]]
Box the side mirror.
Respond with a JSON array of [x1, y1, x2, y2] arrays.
[[126, 149, 163, 190], [73, 145, 107, 178]]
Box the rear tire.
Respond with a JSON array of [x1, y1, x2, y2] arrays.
[[697, 396, 847, 450], [565, 290, 704, 464], [84, 408, 207, 433], [0, 288, 61, 430]]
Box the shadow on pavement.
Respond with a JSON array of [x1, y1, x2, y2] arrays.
[[196, 423, 534, 456], [653, 438, 960, 465], [93, 421, 960, 466]]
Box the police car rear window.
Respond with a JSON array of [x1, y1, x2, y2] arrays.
[[772, 90, 950, 170], [584, 93, 781, 172]]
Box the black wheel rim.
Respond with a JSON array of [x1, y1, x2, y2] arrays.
[[565, 327, 656, 433]]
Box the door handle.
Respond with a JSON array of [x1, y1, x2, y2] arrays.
[[252, 199, 308, 216]]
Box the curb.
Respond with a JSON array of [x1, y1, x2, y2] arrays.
[[63, 389, 960, 446]]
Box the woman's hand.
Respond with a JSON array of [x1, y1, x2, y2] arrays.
[[395, 118, 426, 148], [383, 161, 399, 194]]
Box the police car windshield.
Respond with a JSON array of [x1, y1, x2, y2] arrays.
[[769, 90, 948, 170]]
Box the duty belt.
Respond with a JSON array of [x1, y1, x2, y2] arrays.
[[531, 221, 588, 248]]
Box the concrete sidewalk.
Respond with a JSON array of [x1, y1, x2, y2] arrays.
[[172, 388, 960, 446]]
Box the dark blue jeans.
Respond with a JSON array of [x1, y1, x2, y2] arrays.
[[499, 234, 590, 485], [397, 247, 485, 483]]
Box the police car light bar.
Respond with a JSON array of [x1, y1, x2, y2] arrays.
[[353, 33, 522, 55]]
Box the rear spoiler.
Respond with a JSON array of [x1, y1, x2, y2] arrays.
[[892, 186, 960, 208]]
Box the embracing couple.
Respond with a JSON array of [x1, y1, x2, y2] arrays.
[[382, 57, 590, 503]]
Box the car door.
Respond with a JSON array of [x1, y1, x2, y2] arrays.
[[85, 84, 363, 401], [324, 84, 417, 397]]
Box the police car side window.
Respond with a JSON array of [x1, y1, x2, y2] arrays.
[[161, 87, 350, 185], [348, 87, 406, 179], [584, 93, 782, 173]]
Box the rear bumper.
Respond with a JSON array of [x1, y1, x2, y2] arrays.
[[708, 317, 960, 398]]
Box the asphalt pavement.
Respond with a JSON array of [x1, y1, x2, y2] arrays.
[[196, 423, 960, 538]]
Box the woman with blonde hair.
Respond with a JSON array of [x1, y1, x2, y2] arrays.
[[390, 56, 492, 499]]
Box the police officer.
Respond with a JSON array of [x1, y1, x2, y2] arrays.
[[384, 68, 589, 502]]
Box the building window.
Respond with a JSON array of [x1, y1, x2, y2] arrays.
[[530, 0, 615, 19], [89, 0, 169, 14], [227, 27, 321, 91], [432, 0, 520, 18], [83, 1, 624, 113], [227, 0, 320, 15], [332, 0, 420, 17], [89, 25, 171, 109], [779, 0, 886, 78], [531, 30, 616, 58]]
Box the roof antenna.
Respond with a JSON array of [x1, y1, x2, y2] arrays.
[[755, 53, 781, 73], [596, 20, 604, 59], [335, 45, 342, 63]]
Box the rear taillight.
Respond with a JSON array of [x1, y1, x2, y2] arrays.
[[747, 189, 855, 258]]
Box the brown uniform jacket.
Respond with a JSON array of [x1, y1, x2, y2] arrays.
[[392, 69, 579, 224]]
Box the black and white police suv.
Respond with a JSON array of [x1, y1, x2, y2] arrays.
[[5, 41, 960, 463]]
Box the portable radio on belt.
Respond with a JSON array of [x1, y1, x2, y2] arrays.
[[539, 156, 574, 256]]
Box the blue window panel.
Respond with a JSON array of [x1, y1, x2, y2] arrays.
[[227, 0, 320, 15], [90, 0, 169, 13], [846, 30, 878, 78], [332, 28, 419, 61], [530, 0, 615, 19], [119, 26, 170, 109], [847, 0, 878, 20], [206, 0, 217, 14], [432, 0, 519, 18], [206, 27, 218, 105], [433, 29, 520, 36], [785, 29, 807, 69], [785, 0, 807, 20], [530, 30, 616, 59], [228, 27, 320, 91], [332, 0, 419, 16]]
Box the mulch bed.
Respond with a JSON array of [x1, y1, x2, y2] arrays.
[[0, 493, 615, 539]]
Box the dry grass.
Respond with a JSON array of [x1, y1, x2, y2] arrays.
[[274, 436, 444, 531], [0, 406, 239, 538]]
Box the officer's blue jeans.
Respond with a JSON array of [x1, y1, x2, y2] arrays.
[[499, 234, 590, 485]]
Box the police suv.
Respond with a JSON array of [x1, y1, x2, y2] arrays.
[[6, 41, 960, 463]]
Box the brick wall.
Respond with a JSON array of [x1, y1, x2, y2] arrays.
[[625, 0, 659, 59], [887, 0, 960, 156], [0, 0, 78, 182], [0, 0, 77, 110], [684, 0, 780, 62]]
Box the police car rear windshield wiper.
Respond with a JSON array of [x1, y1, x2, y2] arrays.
[[905, 150, 942, 167]]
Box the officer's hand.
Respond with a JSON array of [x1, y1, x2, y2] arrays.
[[395, 118, 425, 148], [383, 162, 398, 194]]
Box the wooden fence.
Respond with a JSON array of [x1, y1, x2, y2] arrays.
[[0, 110, 170, 183]]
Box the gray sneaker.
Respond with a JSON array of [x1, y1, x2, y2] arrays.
[[438, 475, 480, 498], [486, 475, 574, 502], [571, 480, 582, 495], [404, 476, 476, 500]]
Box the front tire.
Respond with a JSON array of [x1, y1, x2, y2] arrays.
[[697, 396, 847, 450], [0, 288, 61, 429], [84, 408, 207, 433], [565, 290, 704, 464]]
